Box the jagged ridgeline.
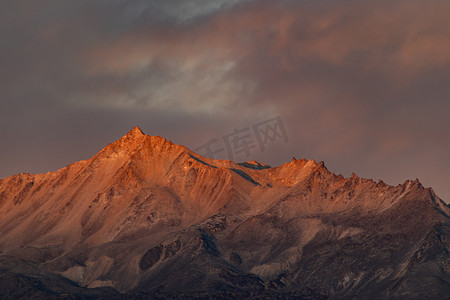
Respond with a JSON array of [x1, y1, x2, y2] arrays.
[[0, 127, 449, 299]]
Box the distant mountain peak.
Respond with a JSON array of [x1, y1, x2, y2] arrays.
[[91, 126, 148, 162], [124, 126, 145, 139], [0, 128, 450, 298]]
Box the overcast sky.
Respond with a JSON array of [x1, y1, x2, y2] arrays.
[[1, 0, 449, 202]]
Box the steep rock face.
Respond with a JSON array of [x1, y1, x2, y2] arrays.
[[0, 127, 449, 299]]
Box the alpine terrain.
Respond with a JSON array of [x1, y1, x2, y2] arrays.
[[0, 127, 449, 299]]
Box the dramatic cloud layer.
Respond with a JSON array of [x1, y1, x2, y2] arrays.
[[1, 0, 450, 202]]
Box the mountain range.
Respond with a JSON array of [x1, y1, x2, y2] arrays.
[[0, 127, 449, 299]]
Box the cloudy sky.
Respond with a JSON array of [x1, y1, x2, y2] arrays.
[[1, 0, 450, 202]]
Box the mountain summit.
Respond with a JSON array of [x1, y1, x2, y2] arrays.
[[127, 126, 145, 136], [0, 128, 449, 299]]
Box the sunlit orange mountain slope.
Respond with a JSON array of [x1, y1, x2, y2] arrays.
[[0, 127, 449, 299]]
